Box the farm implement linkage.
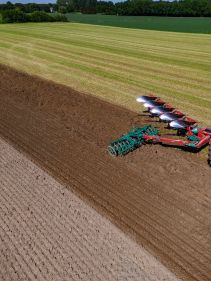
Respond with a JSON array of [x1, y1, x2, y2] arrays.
[[108, 95, 211, 167]]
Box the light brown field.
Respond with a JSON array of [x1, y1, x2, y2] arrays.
[[0, 138, 180, 281]]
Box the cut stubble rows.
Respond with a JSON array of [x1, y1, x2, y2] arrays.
[[0, 23, 210, 124]]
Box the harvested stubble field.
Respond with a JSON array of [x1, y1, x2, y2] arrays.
[[0, 64, 211, 281], [0, 22, 211, 125]]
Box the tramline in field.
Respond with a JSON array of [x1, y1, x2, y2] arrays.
[[108, 95, 211, 167]]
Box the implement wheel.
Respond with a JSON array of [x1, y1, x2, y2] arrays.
[[208, 144, 211, 167], [107, 145, 118, 157]]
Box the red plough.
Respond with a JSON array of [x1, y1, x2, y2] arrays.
[[108, 95, 211, 167]]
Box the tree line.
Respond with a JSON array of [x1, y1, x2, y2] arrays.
[[114, 0, 211, 17], [0, 2, 67, 23], [1, 0, 211, 17], [0, 2, 57, 13], [58, 0, 211, 16]]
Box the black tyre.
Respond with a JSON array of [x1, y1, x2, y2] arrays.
[[208, 144, 211, 167]]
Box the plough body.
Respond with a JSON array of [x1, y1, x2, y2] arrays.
[[108, 95, 211, 166]]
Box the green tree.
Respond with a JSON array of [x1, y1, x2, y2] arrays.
[[57, 0, 76, 12]]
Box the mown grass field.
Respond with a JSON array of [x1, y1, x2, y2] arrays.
[[68, 14, 211, 34], [0, 22, 210, 125]]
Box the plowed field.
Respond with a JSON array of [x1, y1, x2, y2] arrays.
[[0, 64, 211, 281], [0, 138, 179, 281]]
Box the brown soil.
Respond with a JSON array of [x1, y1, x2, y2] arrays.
[[0, 64, 211, 281], [0, 137, 180, 281]]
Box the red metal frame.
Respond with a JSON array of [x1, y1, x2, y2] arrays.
[[143, 127, 211, 149], [137, 95, 211, 165], [182, 117, 197, 126]]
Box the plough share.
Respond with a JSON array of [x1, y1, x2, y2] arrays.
[[108, 95, 211, 167]]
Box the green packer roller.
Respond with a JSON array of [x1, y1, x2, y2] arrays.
[[107, 125, 159, 157]]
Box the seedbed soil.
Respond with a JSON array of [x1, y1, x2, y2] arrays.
[[0, 64, 211, 280], [0, 138, 179, 281]]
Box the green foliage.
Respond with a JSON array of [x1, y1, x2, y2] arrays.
[[53, 13, 68, 22], [115, 0, 211, 17], [0, 1, 57, 13], [28, 11, 67, 22], [58, 6, 68, 14], [80, 0, 97, 14], [1, 9, 28, 23], [56, 0, 97, 14], [1, 10, 67, 23], [29, 11, 54, 22], [0, 1, 14, 11], [65, 0, 211, 16], [96, 1, 115, 15], [57, 0, 75, 13], [57, 0, 211, 16], [67, 14, 211, 34], [2, 0, 211, 17]]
